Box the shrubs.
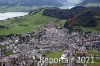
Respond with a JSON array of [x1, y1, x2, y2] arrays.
[[0, 25, 9, 29], [4, 50, 13, 56]]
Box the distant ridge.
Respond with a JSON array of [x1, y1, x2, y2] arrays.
[[78, 0, 100, 7], [0, 0, 62, 7]]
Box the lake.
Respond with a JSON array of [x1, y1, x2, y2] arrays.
[[0, 12, 29, 20]]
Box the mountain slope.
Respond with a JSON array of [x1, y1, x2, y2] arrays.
[[67, 10, 97, 27], [42, 6, 100, 32], [42, 6, 100, 19]]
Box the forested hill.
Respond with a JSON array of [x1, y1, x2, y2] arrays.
[[65, 10, 97, 28], [43, 6, 100, 28], [43, 6, 100, 19]]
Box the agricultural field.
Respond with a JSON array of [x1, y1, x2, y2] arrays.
[[45, 51, 63, 66], [80, 51, 100, 66], [45, 51, 63, 59]]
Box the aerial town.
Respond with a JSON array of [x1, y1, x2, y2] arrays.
[[0, 0, 100, 66], [0, 23, 100, 66]]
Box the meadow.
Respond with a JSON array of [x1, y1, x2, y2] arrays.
[[0, 11, 66, 35]]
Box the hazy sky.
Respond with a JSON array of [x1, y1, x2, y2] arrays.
[[60, 0, 83, 9]]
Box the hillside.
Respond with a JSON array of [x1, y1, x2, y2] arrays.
[[43, 7, 100, 32], [0, 6, 100, 35], [82, 16, 100, 32], [64, 10, 97, 30], [78, 0, 100, 7], [43, 6, 100, 19], [0, 9, 66, 35]]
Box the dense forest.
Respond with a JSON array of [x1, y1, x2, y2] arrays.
[[43, 6, 100, 28], [64, 10, 97, 29], [43, 6, 100, 19], [43, 7, 88, 19]]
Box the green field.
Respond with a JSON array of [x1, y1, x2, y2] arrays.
[[44, 51, 100, 66], [84, 51, 100, 66], [45, 51, 63, 66], [4, 50, 13, 56], [0, 11, 66, 35], [45, 51, 63, 59]]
